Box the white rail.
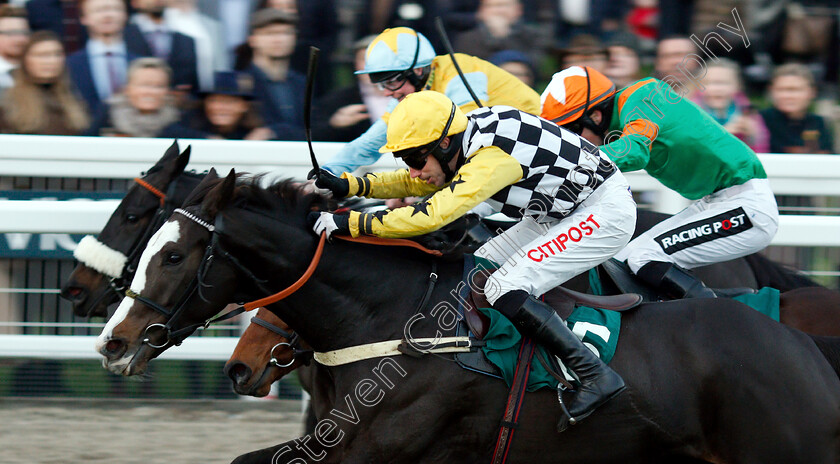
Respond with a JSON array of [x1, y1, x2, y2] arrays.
[[1, 135, 838, 360]]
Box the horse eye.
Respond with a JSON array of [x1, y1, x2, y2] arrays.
[[165, 252, 183, 265], [126, 214, 139, 224]]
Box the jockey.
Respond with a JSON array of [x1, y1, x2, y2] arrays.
[[540, 66, 779, 299], [320, 26, 540, 175], [311, 90, 637, 430]]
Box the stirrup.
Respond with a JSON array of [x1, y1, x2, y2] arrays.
[[556, 386, 576, 433], [556, 383, 626, 433]]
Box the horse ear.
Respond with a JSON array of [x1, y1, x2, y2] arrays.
[[175, 145, 191, 175], [202, 169, 237, 216], [182, 168, 219, 207], [147, 140, 184, 179]]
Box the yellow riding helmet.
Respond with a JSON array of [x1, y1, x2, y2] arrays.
[[540, 66, 616, 126], [380, 91, 468, 154]]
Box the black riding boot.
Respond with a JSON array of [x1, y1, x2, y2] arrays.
[[494, 292, 626, 432], [637, 261, 716, 299]]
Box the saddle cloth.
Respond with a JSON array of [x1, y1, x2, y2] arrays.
[[454, 255, 621, 391]]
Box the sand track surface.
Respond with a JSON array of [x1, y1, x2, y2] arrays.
[[0, 398, 304, 464]]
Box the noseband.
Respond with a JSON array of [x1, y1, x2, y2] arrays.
[[76, 177, 182, 308], [131, 208, 326, 349]]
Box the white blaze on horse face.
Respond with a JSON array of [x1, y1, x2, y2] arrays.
[[96, 221, 181, 348]]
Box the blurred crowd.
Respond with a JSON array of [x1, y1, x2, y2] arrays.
[[0, 0, 837, 154]]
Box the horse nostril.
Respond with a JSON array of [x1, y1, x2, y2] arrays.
[[227, 362, 252, 386], [100, 338, 127, 360], [60, 285, 85, 302]]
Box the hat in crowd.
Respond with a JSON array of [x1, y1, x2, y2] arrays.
[[489, 50, 537, 80], [204, 71, 254, 99], [604, 30, 641, 56], [553, 34, 608, 61], [249, 8, 298, 32]]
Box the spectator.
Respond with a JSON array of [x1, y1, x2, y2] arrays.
[[161, 70, 271, 140], [691, 59, 770, 153], [760, 63, 834, 154], [0, 5, 30, 90], [216, 0, 257, 65], [164, 0, 229, 92], [237, 8, 305, 141], [554, 33, 609, 74], [88, 57, 180, 137], [488, 49, 537, 88], [0, 31, 89, 135], [25, 0, 86, 54], [67, 0, 140, 113], [452, 0, 547, 65], [654, 35, 701, 94], [625, 0, 658, 44], [604, 31, 642, 88], [311, 35, 388, 143], [258, 0, 337, 97], [125, 0, 199, 93]]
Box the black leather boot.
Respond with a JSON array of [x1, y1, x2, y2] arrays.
[[637, 261, 716, 299], [500, 294, 626, 432]]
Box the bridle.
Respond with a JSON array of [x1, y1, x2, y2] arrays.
[[129, 207, 326, 349], [250, 315, 312, 368], [80, 176, 186, 309]]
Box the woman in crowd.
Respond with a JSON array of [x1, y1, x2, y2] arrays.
[[89, 57, 180, 137], [0, 30, 89, 135], [161, 71, 272, 140], [691, 59, 770, 153]]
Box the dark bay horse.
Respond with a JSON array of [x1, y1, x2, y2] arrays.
[[61, 141, 205, 318], [95, 172, 840, 463]]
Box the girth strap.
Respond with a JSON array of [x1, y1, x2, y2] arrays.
[[313, 336, 479, 366]]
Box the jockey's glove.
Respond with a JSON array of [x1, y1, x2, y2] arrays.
[[308, 211, 350, 239], [308, 168, 349, 198]]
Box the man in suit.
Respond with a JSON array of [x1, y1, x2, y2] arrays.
[[164, 0, 229, 92], [67, 0, 139, 113], [0, 5, 29, 89], [241, 8, 306, 140], [125, 0, 199, 92]]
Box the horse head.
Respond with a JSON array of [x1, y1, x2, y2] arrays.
[[61, 140, 202, 318], [95, 169, 330, 376], [224, 308, 312, 397]]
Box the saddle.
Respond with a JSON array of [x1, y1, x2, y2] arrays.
[[461, 257, 642, 341]]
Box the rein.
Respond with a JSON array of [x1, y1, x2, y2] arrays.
[[132, 207, 455, 352], [131, 208, 327, 348]]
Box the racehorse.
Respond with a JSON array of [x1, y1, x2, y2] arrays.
[[96, 172, 840, 463], [60, 141, 204, 318]]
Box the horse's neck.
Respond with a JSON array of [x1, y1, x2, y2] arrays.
[[269, 242, 462, 352]]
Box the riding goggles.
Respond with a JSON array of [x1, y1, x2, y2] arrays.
[[377, 74, 409, 92]]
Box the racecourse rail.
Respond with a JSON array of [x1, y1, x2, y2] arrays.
[[0, 135, 838, 360]]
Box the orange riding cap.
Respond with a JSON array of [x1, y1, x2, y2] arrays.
[[540, 66, 616, 126]]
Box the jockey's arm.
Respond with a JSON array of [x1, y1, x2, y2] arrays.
[[601, 119, 660, 172], [345, 147, 523, 238]]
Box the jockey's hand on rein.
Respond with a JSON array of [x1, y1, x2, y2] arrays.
[[308, 168, 349, 198], [308, 212, 350, 239]]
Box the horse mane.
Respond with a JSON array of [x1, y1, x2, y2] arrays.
[[743, 253, 821, 291], [808, 335, 840, 380], [184, 174, 336, 221]]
